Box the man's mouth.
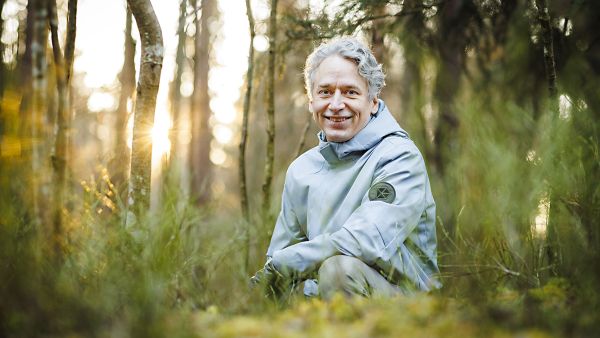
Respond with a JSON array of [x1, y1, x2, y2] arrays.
[[325, 116, 352, 122]]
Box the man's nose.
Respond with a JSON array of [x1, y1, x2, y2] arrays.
[[328, 90, 344, 112]]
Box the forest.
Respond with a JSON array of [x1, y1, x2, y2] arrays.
[[0, 0, 599, 336]]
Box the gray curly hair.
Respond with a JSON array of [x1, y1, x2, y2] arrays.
[[304, 36, 385, 101]]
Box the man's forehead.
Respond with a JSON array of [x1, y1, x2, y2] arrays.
[[313, 76, 368, 92], [316, 81, 361, 88]]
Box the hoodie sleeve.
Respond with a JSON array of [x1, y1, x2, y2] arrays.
[[329, 141, 429, 265], [266, 166, 338, 279], [266, 169, 307, 258]]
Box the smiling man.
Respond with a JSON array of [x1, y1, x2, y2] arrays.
[[252, 37, 440, 299]]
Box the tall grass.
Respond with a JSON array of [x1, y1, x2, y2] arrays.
[[1, 95, 598, 336]]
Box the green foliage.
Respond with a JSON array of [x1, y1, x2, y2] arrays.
[[2, 1, 599, 337], [2, 158, 598, 337]]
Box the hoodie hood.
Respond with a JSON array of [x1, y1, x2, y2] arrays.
[[318, 100, 408, 163]]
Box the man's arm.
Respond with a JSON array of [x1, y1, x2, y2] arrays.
[[266, 169, 307, 256], [270, 140, 429, 277], [252, 167, 307, 285], [329, 142, 428, 264]]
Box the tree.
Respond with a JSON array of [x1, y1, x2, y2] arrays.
[[239, 0, 256, 271], [239, 0, 255, 223], [168, 0, 188, 169], [111, 7, 136, 200], [30, 0, 49, 226], [189, 0, 216, 206], [126, 0, 164, 225], [262, 0, 278, 219], [0, 0, 6, 101], [48, 0, 77, 256]]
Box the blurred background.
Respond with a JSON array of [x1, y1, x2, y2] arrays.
[[0, 0, 599, 336]]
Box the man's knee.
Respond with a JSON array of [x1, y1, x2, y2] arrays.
[[318, 255, 365, 298], [319, 255, 361, 279]]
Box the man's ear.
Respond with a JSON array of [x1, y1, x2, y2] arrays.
[[308, 100, 314, 113], [371, 97, 379, 114]]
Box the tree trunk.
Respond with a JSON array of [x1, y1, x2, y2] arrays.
[[190, 0, 215, 206], [535, 0, 558, 102], [30, 0, 49, 227], [0, 0, 6, 101], [112, 8, 136, 201], [168, 0, 187, 168], [369, 3, 386, 66], [294, 113, 311, 160], [239, 0, 255, 223], [262, 0, 278, 219], [48, 0, 74, 257], [432, 1, 466, 177], [64, 0, 77, 84], [126, 0, 164, 226], [534, 0, 560, 275], [240, 0, 256, 271]]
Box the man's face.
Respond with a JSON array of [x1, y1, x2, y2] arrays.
[[309, 55, 378, 143]]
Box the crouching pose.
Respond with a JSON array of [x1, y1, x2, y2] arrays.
[[252, 36, 441, 299]]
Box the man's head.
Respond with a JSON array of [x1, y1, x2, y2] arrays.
[[304, 37, 385, 143]]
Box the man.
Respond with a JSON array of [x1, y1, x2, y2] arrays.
[[252, 36, 440, 299]]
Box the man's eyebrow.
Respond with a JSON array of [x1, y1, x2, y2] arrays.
[[317, 83, 361, 89]]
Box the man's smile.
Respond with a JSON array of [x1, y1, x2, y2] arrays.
[[324, 116, 352, 122]]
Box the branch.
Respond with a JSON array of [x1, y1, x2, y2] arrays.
[[64, 0, 77, 84]]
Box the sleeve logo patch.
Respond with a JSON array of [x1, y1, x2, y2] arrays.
[[368, 182, 396, 203]]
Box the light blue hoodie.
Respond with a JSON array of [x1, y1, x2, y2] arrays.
[[266, 100, 441, 294]]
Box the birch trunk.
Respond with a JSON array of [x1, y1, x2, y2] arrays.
[[113, 8, 136, 200], [31, 0, 49, 227], [239, 0, 255, 222], [126, 0, 164, 225], [190, 0, 215, 206], [261, 0, 278, 219], [48, 0, 73, 256]]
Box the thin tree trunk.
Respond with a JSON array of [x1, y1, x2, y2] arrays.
[[168, 0, 187, 167], [535, 0, 560, 275], [294, 113, 311, 159], [535, 0, 557, 101], [190, 0, 214, 206], [31, 0, 49, 227], [18, 0, 34, 154], [240, 0, 255, 272], [126, 0, 164, 226], [240, 0, 255, 223], [0, 0, 6, 101], [262, 0, 278, 219], [63, 0, 77, 209], [48, 0, 72, 256], [64, 0, 77, 84], [113, 8, 136, 201]]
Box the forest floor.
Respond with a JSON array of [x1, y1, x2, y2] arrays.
[[147, 278, 587, 338], [176, 292, 560, 338]]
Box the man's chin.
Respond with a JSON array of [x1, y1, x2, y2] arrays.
[[325, 131, 351, 143]]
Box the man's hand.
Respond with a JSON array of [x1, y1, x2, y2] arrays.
[[250, 259, 290, 299]]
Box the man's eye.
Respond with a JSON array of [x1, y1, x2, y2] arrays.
[[318, 89, 331, 95], [347, 90, 358, 95]]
